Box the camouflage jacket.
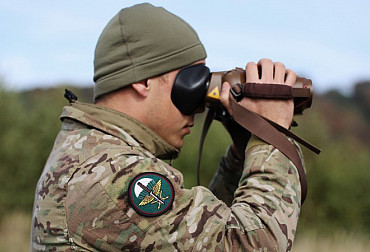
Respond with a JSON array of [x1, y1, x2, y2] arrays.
[[31, 101, 303, 252]]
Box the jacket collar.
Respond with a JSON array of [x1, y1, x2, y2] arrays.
[[60, 101, 179, 159]]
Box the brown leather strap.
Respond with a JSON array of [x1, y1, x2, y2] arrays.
[[196, 108, 215, 185], [242, 83, 293, 99], [265, 117, 321, 154], [230, 99, 308, 204]]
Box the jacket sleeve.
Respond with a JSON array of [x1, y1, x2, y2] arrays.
[[165, 135, 302, 251], [208, 146, 244, 206], [221, 135, 302, 251]]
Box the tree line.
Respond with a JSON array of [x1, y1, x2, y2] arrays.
[[0, 81, 369, 236]]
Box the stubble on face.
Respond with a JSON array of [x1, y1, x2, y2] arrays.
[[145, 71, 194, 150]]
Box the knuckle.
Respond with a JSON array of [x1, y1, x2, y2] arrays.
[[275, 62, 285, 68], [286, 68, 296, 76], [259, 58, 273, 65], [246, 62, 256, 68]]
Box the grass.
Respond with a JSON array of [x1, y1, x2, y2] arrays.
[[0, 212, 31, 252], [293, 230, 370, 252], [1, 212, 369, 251]]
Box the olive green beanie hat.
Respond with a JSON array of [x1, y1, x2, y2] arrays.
[[93, 3, 207, 100]]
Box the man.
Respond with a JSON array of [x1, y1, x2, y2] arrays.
[[31, 3, 302, 251]]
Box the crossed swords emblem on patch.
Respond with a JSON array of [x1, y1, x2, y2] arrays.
[[128, 172, 175, 217], [137, 179, 169, 209]]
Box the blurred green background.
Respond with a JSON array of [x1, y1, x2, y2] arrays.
[[0, 79, 369, 251]]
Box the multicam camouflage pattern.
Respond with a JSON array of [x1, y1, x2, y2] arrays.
[[31, 101, 302, 251]]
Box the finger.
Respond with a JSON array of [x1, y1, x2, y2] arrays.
[[220, 82, 233, 116], [273, 62, 286, 84], [257, 58, 274, 83], [245, 62, 259, 83], [285, 69, 297, 86]]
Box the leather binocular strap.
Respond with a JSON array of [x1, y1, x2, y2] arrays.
[[196, 108, 215, 186], [230, 99, 308, 204], [242, 83, 293, 99]]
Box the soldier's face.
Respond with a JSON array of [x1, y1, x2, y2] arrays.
[[145, 61, 205, 149]]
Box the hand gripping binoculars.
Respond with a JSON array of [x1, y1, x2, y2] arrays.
[[171, 64, 313, 116], [171, 64, 319, 199]]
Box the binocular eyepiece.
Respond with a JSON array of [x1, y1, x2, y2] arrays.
[[171, 64, 313, 116]]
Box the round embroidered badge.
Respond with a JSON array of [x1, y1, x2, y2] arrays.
[[128, 172, 175, 217]]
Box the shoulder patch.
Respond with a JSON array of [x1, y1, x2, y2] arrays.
[[128, 172, 174, 217]]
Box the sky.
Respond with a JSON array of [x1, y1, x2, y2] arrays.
[[0, 0, 369, 94]]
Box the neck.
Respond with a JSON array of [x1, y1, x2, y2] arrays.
[[96, 87, 147, 123]]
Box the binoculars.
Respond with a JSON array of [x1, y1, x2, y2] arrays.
[[171, 64, 313, 116]]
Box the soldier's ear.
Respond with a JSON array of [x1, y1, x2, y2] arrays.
[[131, 80, 149, 98]]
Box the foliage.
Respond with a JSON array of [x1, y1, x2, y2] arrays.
[[0, 81, 369, 238], [0, 85, 91, 217], [293, 110, 370, 235], [292, 86, 370, 235]]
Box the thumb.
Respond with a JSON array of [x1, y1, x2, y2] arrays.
[[220, 82, 233, 116]]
